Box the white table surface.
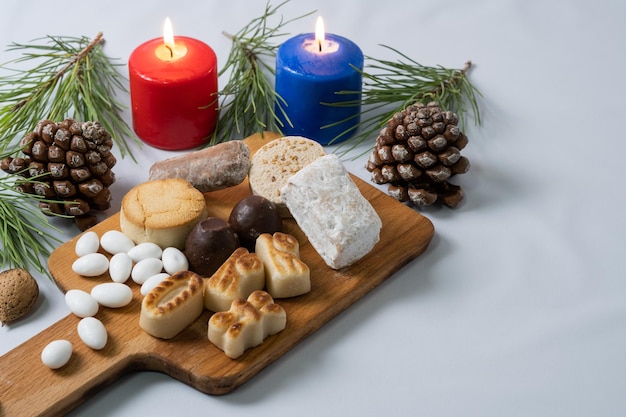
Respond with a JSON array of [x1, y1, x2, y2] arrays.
[[2, 0, 626, 416]]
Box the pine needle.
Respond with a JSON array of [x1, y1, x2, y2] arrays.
[[212, 0, 316, 144], [329, 45, 482, 155], [0, 32, 139, 160], [0, 148, 66, 276], [0, 32, 138, 276]]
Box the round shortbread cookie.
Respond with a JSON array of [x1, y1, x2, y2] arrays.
[[120, 178, 208, 250], [248, 136, 326, 218]]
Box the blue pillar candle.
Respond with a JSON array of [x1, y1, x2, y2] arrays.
[[275, 19, 363, 145]]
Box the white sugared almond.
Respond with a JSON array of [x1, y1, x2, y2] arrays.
[[161, 247, 189, 275], [41, 340, 73, 369], [77, 317, 108, 350], [128, 242, 163, 262], [75, 231, 100, 257], [132, 258, 163, 284], [72, 253, 109, 277], [65, 289, 99, 318], [90, 283, 133, 308], [100, 230, 135, 254], [108, 252, 133, 283]]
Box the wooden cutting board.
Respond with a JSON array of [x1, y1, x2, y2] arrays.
[[0, 133, 434, 417]]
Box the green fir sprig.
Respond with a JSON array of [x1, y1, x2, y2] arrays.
[[0, 148, 66, 276], [0, 32, 138, 160], [212, 1, 315, 144], [0, 32, 137, 276], [329, 45, 482, 153]]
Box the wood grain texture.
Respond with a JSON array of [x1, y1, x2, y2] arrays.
[[0, 133, 434, 417]]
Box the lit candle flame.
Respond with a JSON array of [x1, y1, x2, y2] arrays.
[[163, 17, 175, 58], [315, 16, 325, 52], [155, 17, 187, 61]]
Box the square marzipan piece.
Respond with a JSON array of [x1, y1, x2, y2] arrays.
[[280, 154, 382, 269]]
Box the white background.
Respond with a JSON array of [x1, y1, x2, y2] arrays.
[[2, 1, 626, 416]]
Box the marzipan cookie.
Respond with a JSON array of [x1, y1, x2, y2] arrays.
[[140, 270, 204, 339], [208, 290, 286, 359], [204, 247, 265, 312], [255, 232, 310, 298]]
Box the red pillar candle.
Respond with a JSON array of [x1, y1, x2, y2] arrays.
[[129, 18, 218, 150]]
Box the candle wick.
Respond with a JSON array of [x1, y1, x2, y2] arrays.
[[165, 44, 174, 58], [317, 39, 322, 52]]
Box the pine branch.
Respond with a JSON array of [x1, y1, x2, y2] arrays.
[[211, 0, 315, 144], [0, 33, 137, 277], [0, 33, 139, 160], [0, 147, 65, 276], [329, 45, 482, 154], [11, 33, 104, 113]]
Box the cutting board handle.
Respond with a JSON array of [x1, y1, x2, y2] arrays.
[[0, 314, 131, 417]]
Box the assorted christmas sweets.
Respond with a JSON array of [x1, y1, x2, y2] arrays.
[[1, 119, 117, 230], [366, 101, 470, 208]]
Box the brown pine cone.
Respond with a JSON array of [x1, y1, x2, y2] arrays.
[[1, 119, 117, 230], [365, 101, 470, 208]]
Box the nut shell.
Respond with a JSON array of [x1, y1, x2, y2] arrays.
[[0, 268, 39, 326]]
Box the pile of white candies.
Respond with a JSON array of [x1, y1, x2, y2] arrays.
[[40, 230, 189, 370]]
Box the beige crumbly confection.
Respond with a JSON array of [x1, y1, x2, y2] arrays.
[[248, 136, 326, 218], [255, 232, 310, 298], [120, 178, 208, 250], [208, 290, 286, 359], [280, 154, 382, 269], [139, 270, 204, 339], [204, 247, 266, 312]]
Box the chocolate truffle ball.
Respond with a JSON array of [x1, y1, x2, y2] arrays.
[[184, 217, 239, 277], [228, 195, 283, 251]]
